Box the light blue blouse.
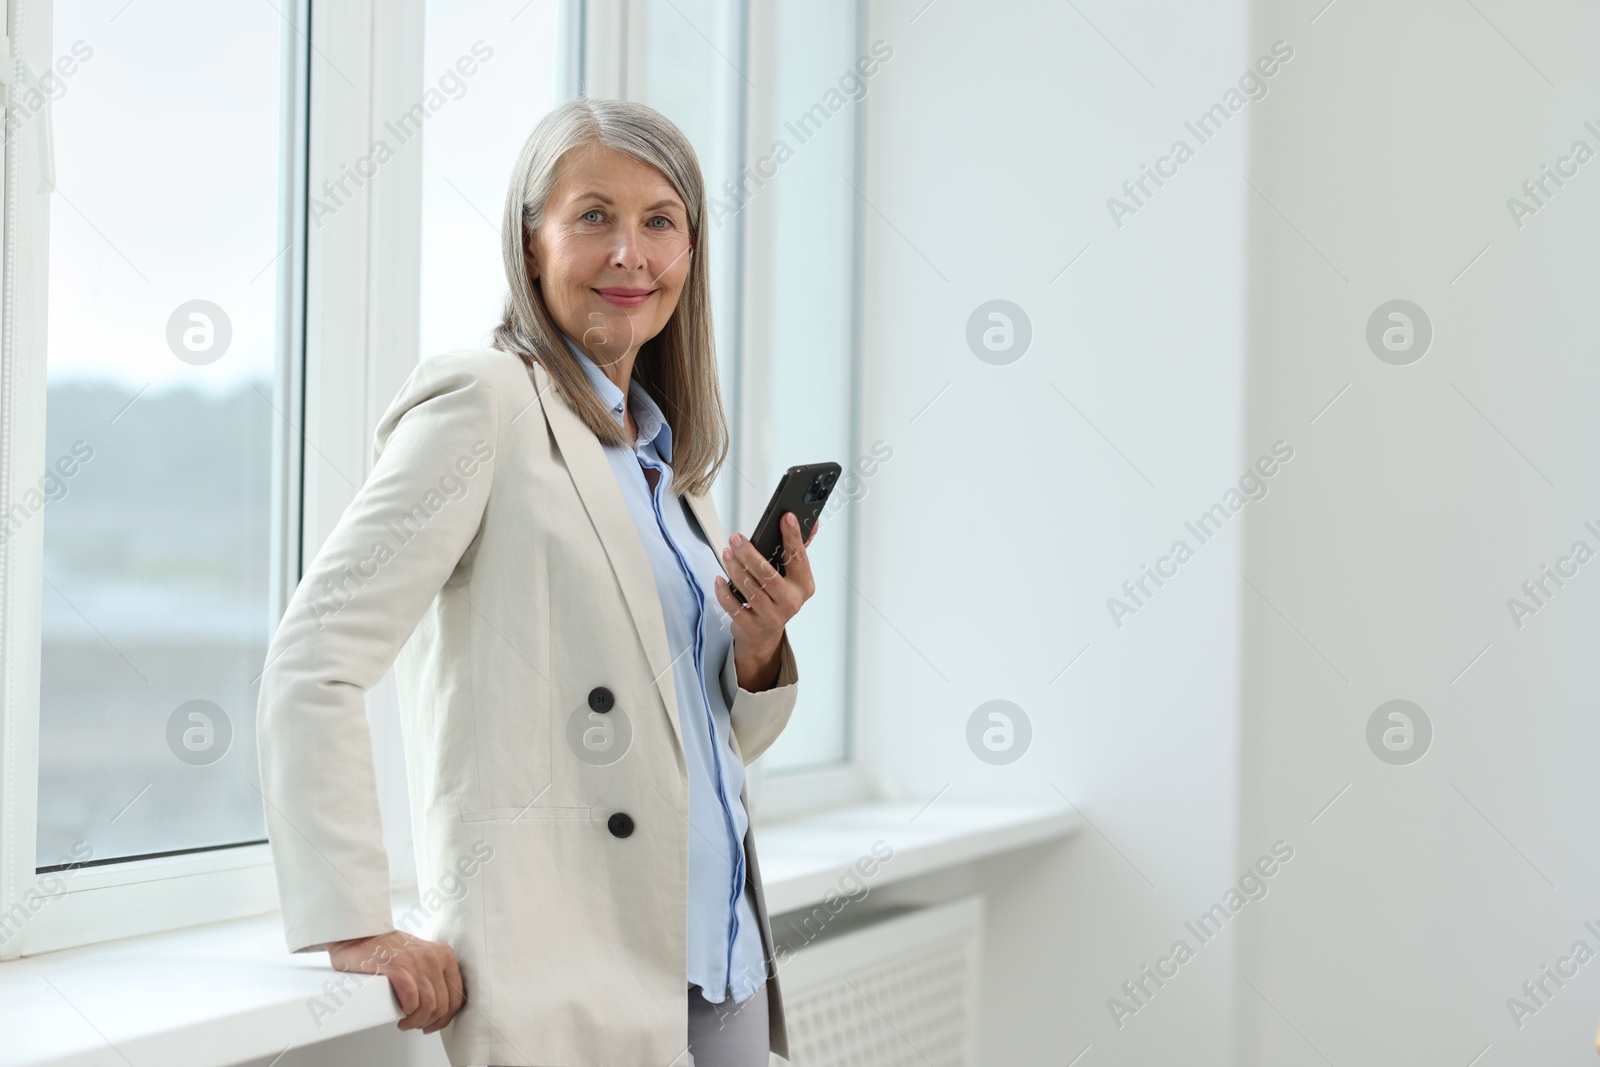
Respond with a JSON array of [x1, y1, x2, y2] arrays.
[[564, 336, 768, 1007]]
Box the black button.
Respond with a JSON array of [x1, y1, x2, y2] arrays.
[[588, 686, 614, 713], [608, 812, 634, 838]]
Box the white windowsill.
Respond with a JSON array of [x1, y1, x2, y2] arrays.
[[0, 801, 1080, 1067], [754, 800, 1079, 915]]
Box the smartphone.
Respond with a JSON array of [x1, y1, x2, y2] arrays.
[[727, 461, 841, 606]]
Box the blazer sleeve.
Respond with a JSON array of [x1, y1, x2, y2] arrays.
[[256, 354, 502, 954], [721, 628, 799, 765]]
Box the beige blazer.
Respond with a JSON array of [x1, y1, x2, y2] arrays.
[[256, 347, 800, 1066]]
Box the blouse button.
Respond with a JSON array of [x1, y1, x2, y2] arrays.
[[588, 686, 614, 713], [608, 812, 634, 838]]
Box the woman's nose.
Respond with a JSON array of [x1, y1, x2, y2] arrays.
[[611, 227, 648, 272]]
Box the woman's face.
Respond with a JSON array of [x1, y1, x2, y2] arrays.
[[526, 144, 693, 370]]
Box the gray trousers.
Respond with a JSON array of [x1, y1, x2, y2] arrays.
[[687, 980, 769, 1067], [487, 980, 769, 1066]]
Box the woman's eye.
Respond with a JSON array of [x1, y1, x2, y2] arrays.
[[648, 216, 671, 229], [581, 209, 604, 223]]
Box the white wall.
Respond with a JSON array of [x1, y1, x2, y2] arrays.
[[856, 1, 1250, 1063], [1241, 0, 1600, 1063]]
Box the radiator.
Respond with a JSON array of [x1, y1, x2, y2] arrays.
[[768, 894, 984, 1067]]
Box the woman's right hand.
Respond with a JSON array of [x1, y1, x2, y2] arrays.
[[328, 929, 466, 1034]]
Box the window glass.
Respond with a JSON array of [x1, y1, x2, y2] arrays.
[[744, 0, 861, 770], [36, 0, 294, 867], [419, 0, 561, 359], [630, 0, 745, 525]]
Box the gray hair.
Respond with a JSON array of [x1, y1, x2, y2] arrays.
[[492, 98, 727, 498]]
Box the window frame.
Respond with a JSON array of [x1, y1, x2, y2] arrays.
[[0, 0, 439, 958]]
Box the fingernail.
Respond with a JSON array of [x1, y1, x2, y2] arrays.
[[723, 547, 733, 560], [731, 532, 744, 545]]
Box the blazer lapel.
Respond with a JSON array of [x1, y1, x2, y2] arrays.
[[531, 359, 685, 759], [684, 489, 728, 568]]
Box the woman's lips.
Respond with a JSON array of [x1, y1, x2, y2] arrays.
[[595, 287, 656, 308]]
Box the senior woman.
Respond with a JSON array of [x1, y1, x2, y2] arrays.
[[256, 98, 818, 1067]]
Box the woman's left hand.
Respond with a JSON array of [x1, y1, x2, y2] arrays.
[[714, 512, 820, 691]]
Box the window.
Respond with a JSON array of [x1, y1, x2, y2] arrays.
[[0, 0, 865, 956], [35, 1, 300, 871], [419, 0, 563, 359], [737, 0, 864, 774], [621, 0, 748, 527], [612, 0, 865, 790], [421, 0, 867, 802]]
